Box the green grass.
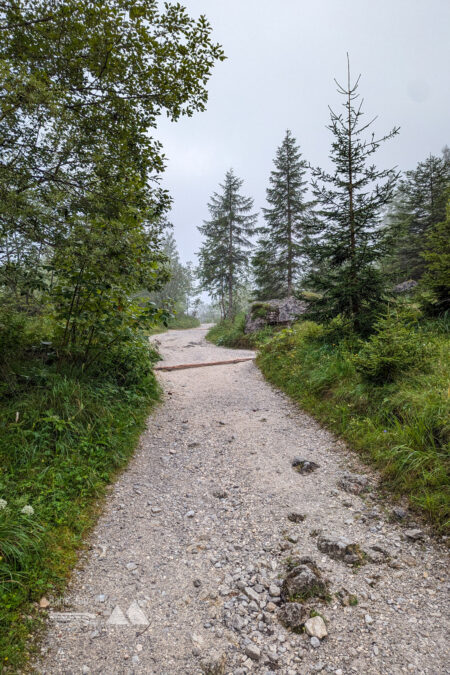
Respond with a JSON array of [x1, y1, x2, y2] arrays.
[[148, 313, 200, 335], [207, 312, 277, 349], [257, 317, 450, 531], [167, 313, 200, 329], [0, 334, 160, 670]]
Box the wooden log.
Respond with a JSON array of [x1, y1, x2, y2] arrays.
[[154, 357, 254, 372]]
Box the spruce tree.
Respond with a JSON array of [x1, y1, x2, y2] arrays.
[[150, 232, 195, 314], [306, 58, 400, 333], [421, 191, 450, 315], [388, 150, 450, 279], [198, 170, 257, 318], [253, 130, 312, 299]]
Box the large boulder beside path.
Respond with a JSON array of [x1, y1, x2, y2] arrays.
[[244, 297, 308, 334]]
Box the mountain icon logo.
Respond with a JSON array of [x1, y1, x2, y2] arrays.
[[107, 601, 148, 626]]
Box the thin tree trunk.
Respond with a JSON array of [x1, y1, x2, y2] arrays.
[[287, 160, 292, 296], [347, 58, 358, 321], [227, 192, 233, 319]]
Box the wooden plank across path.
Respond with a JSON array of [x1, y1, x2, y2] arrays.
[[154, 356, 255, 372]]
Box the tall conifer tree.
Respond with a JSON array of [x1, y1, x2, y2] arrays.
[[198, 170, 257, 318], [388, 150, 450, 279], [253, 130, 312, 299], [306, 58, 400, 333]]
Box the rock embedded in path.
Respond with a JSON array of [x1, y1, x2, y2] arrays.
[[244, 644, 261, 661], [201, 651, 227, 675], [392, 506, 408, 520], [365, 544, 390, 564], [404, 528, 424, 541], [280, 561, 328, 602], [317, 535, 365, 565], [291, 457, 320, 474], [244, 586, 261, 603], [269, 583, 280, 597], [287, 511, 306, 523], [305, 615, 328, 639], [278, 602, 309, 630], [212, 489, 228, 499], [338, 472, 368, 495]]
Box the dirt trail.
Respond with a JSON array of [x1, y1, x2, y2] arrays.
[[38, 325, 449, 675]]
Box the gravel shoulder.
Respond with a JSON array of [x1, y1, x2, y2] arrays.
[[37, 325, 449, 675]]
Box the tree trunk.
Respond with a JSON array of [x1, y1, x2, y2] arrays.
[[227, 193, 234, 319], [347, 59, 358, 322], [287, 160, 292, 296]]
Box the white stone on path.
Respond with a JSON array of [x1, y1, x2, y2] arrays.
[[305, 616, 328, 639]]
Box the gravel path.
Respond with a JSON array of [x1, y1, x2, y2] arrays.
[[38, 325, 449, 675]]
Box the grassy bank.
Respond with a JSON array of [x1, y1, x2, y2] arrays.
[[149, 313, 201, 335], [168, 313, 201, 330], [0, 324, 160, 670], [208, 312, 450, 531], [206, 312, 276, 348]]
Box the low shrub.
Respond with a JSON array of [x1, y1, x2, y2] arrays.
[[353, 310, 429, 383], [206, 313, 249, 348]]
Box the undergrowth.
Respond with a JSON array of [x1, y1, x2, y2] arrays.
[[148, 312, 200, 334], [168, 313, 200, 330], [207, 312, 277, 348], [0, 316, 160, 670]]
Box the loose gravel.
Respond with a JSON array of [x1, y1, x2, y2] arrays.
[[37, 325, 449, 675]]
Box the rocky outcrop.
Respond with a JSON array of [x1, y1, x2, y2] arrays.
[[393, 279, 418, 293], [244, 297, 308, 333]]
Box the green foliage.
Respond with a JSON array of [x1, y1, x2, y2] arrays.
[[207, 313, 278, 349], [0, 326, 159, 670], [306, 58, 399, 333], [0, 0, 224, 362], [0, 2, 224, 667], [353, 310, 429, 383], [252, 130, 313, 298], [167, 313, 201, 330], [420, 195, 450, 315], [207, 313, 249, 348], [251, 302, 272, 319], [197, 170, 257, 319], [297, 290, 322, 303], [149, 231, 197, 315], [258, 313, 450, 531], [387, 150, 450, 280]]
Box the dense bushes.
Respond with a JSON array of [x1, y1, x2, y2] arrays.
[[353, 310, 429, 382]]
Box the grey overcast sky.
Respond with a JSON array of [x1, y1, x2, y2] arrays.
[[156, 0, 450, 264]]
